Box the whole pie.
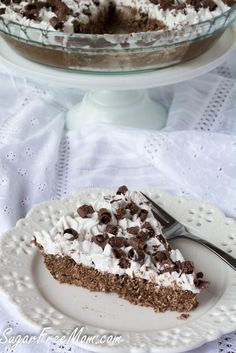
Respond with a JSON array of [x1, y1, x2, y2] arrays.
[[0, 0, 234, 33], [32, 186, 208, 313]]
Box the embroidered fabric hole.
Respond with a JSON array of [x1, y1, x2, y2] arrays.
[[195, 78, 235, 132]]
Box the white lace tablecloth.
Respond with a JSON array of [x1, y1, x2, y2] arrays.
[[0, 45, 236, 353]]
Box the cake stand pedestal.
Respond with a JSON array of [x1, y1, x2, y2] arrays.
[[0, 25, 235, 130], [67, 90, 167, 130]]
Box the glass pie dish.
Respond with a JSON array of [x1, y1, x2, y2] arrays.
[[0, 6, 236, 73]]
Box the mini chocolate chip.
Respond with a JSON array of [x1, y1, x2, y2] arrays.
[[196, 272, 204, 278], [37, 1, 49, 9], [98, 208, 111, 224], [126, 226, 140, 235], [126, 201, 140, 215], [0, 8, 6, 14], [112, 248, 126, 259], [177, 313, 190, 320], [92, 0, 100, 5], [128, 248, 145, 264], [12, 0, 21, 3], [180, 260, 194, 274], [175, 2, 186, 9], [92, 233, 109, 248], [152, 250, 170, 263], [49, 16, 64, 30], [157, 233, 168, 246], [202, 0, 217, 10], [109, 236, 127, 248], [186, 0, 201, 10], [25, 3, 37, 10], [159, 0, 175, 10], [116, 185, 128, 195], [115, 207, 126, 220], [63, 228, 79, 240], [55, 6, 68, 21], [118, 258, 131, 269], [142, 221, 151, 228], [194, 276, 209, 289], [1, 0, 10, 4], [128, 237, 147, 250], [73, 19, 80, 33], [24, 3, 39, 20], [136, 231, 150, 241], [139, 209, 148, 222], [77, 204, 94, 218], [106, 225, 118, 235], [142, 222, 155, 237]]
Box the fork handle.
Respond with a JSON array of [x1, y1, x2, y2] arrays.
[[177, 232, 236, 271]]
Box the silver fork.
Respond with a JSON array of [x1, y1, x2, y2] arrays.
[[141, 192, 236, 271]]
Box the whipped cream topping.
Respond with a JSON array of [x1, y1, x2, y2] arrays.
[[33, 188, 201, 293], [0, 0, 231, 33], [116, 0, 230, 29]]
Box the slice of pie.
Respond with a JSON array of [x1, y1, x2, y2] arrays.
[[32, 186, 208, 313]]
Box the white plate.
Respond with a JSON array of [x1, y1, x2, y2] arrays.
[[0, 188, 236, 353]]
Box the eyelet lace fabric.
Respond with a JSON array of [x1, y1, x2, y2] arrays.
[[0, 46, 236, 353]]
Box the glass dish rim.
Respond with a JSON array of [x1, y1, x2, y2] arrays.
[[0, 2, 236, 40]]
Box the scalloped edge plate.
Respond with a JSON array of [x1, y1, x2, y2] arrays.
[[0, 188, 236, 353]]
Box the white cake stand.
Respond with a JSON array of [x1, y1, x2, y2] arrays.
[[0, 25, 235, 130]]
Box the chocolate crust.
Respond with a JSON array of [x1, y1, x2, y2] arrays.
[[43, 253, 198, 313]]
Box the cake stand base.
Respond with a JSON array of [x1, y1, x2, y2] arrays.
[[66, 90, 167, 130]]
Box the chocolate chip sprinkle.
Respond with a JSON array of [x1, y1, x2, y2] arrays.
[[139, 209, 148, 222], [50, 16, 64, 30], [126, 201, 140, 215], [128, 237, 147, 250], [98, 208, 112, 224], [112, 248, 126, 259], [152, 250, 170, 264], [136, 230, 151, 241], [109, 236, 127, 248], [0, 7, 6, 14], [73, 19, 81, 33], [23, 3, 39, 20], [63, 228, 79, 240], [128, 248, 145, 264], [106, 225, 118, 235], [115, 207, 126, 220], [116, 185, 128, 195], [194, 272, 209, 288], [118, 257, 131, 269], [77, 204, 94, 218], [173, 260, 194, 275], [142, 222, 155, 237], [92, 233, 109, 248], [177, 313, 190, 320], [156, 233, 168, 246], [126, 226, 140, 235]]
